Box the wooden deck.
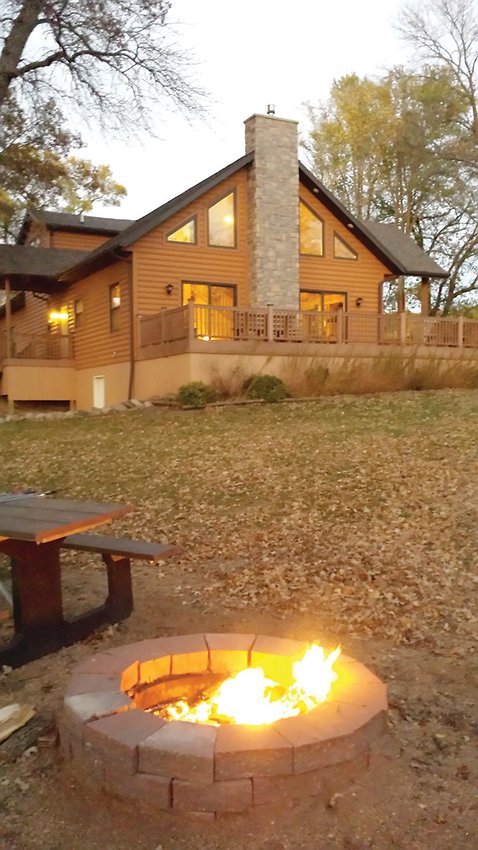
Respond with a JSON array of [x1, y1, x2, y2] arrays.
[[138, 303, 478, 355]]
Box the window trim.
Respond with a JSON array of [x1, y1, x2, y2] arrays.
[[166, 214, 197, 245], [109, 283, 121, 333], [207, 189, 237, 249], [299, 289, 348, 312], [333, 231, 358, 261], [299, 199, 325, 257], [181, 280, 237, 306]]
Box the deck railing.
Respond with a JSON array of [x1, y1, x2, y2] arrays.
[[0, 331, 72, 361], [138, 303, 478, 350]]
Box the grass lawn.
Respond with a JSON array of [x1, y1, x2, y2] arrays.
[[0, 389, 477, 850]]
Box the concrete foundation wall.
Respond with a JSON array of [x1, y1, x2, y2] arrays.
[[75, 362, 130, 410], [1, 360, 76, 402]]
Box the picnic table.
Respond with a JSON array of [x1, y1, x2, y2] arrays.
[[0, 495, 180, 667]]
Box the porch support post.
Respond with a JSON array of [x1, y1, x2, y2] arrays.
[[400, 312, 407, 345], [458, 314, 464, 348], [5, 276, 12, 358], [267, 304, 274, 341], [396, 277, 406, 313], [187, 299, 195, 342], [420, 277, 430, 316]]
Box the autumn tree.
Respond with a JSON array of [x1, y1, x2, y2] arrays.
[[0, 1, 204, 238], [304, 67, 478, 314]]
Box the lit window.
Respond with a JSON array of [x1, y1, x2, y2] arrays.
[[167, 217, 196, 244], [74, 299, 84, 328], [300, 290, 346, 312], [334, 233, 357, 260], [208, 192, 235, 247], [182, 282, 235, 307], [300, 201, 324, 256], [110, 284, 120, 332]]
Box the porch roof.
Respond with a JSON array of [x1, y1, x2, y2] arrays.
[[17, 211, 134, 244], [0, 245, 89, 292]]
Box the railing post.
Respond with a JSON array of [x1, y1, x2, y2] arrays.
[[458, 314, 464, 348], [400, 312, 407, 346], [267, 304, 274, 341], [188, 300, 195, 342], [336, 309, 343, 344]]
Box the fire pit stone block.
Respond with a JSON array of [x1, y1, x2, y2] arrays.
[[251, 636, 309, 684], [104, 769, 172, 808], [205, 632, 256, 674], [84, 708, 165, 774], [156, 634, 209, 675], [62, 690, 131, 731], [172, 777, 253, 813], [138, 720, 217, 782], [215, 724, 293, 780]]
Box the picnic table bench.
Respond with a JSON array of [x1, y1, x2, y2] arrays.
[[0, 495, 181, 668]]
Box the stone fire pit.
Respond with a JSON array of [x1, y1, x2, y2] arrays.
[[60, 633, 387, 818]]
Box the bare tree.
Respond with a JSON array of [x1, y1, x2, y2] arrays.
[[0, 0, 205, 131], [397, 0, 478, 136]]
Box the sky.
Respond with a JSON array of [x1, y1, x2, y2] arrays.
[[82, 0, 408, 220]]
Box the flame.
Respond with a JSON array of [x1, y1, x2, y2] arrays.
[[160, 643, 341, 726]]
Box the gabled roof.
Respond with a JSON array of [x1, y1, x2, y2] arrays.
[[18, 151, 446, 285], [17, 211, 134, 244], [0, 246, 89, 292], [61, 153, 254, 283], [298, 163, 448, 279]]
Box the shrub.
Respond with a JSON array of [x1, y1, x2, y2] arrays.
[[176, 381, 217, 408], [242, 374, 290, 402]]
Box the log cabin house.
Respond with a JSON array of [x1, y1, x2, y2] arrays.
[[1, 112, 477, 411]]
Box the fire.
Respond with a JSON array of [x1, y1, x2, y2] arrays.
[[160, 643, 341, 726]]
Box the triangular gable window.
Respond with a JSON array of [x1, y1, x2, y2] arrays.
[[334, 232, 357, 260], [300, 201, 324, 256], [167, 217, 196, 244]]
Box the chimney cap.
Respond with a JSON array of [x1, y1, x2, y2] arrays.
[[267, 104, 276, 115]]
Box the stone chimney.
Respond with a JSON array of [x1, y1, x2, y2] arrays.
[[244, 113, 299, 309]]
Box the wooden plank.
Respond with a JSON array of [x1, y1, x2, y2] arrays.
[[0, 502, 130, 526], [62, 533, 181, 561], [0, 499, 132, 542]]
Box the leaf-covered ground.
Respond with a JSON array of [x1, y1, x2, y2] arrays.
[[0, 389, 477, 850], [1, 389, 476, 649]]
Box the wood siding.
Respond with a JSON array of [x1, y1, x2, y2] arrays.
[[298, 184, 394, 313], [133, 168, 249, 324], [0, 292, 49, 339], [51, 260, 131, 370], [50, 231, 111, 251]]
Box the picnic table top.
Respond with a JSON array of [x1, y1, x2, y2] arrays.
[[0, 496, 133, 544]]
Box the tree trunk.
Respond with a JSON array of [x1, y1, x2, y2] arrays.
[[0, 0, 44, 107]]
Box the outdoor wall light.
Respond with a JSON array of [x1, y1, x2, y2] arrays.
[[165, 283, 174, 295], [355, 297, 364, 307]]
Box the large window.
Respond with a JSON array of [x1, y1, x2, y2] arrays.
[[167, 217, 196, 244], [109, 284, 121, 332], [208, 192, 236, 248], [183, 281, 236, 340], [182, 282, 236, 307], [300, 201, 324, 256], [300, 290, 346, 312]]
